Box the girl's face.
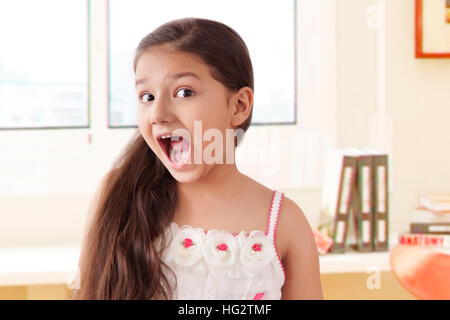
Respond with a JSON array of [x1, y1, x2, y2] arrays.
[[135, 45, 237, 183]]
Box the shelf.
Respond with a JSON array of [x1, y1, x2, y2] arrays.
[[0, 238, 400, 286], [319, 233, 403, 274], [0, 245, 80, 286], [319, 250, 391, 274]]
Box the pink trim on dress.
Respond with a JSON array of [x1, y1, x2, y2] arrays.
[[253, 292, 265, 300], [273, 192, 286, 278], [265, 190, 277, 236]]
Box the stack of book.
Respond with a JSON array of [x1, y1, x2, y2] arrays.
[[398, 194, 450, 249], [316, 148, 389, 254]]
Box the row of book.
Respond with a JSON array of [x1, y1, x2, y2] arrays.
[[398, 194, 450, 249], [315, 148, 389, 254]]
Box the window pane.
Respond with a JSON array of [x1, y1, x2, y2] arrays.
[[0, 0, 89, 129], [109, 0, 296, 127]]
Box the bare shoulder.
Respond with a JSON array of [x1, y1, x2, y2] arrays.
[[276, 195, 313, 260], [236, 174, 314, 264], [277, 194, 324, 299]]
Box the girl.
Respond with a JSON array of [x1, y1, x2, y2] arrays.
[[73, 17, 322, 300]]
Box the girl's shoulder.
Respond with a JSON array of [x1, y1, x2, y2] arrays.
[[244, 178, 311, 263], [276, 195, 323, 299], [275, 194, 312, 262]]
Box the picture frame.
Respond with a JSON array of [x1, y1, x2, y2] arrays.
[[415, 0, 450, 58]]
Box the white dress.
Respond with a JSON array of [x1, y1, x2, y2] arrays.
[[157, 190, 285, 300]]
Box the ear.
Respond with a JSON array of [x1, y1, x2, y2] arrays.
[[229, 86, 253, 128]]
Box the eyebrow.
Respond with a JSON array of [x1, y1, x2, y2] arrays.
[[135, 71, 201, 88]]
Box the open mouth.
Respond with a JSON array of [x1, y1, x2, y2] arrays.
[[157, 135, 183, 158], [157, 134, 190, 168]]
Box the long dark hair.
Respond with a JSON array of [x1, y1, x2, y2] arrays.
[[73, 17, 254, 299]]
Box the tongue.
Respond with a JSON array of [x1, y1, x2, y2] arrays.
[[169, 138, 190, 165]]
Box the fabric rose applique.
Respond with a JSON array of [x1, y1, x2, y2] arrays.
[[239, 231, 276, 276], [162, 223, 278, 279], [203, 230, 240, 268], [166, 225, 206, 267]]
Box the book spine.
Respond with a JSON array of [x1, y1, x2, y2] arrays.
[[355, 155, 373, 252], [399, 232, 450, 247], [346, 180, 359, 250], [410, 223, 450, 234], [331, 156, 357, 253], [373, 154, 389, 251]]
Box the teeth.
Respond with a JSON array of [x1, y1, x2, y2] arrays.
[[159, 134, 182, 141]]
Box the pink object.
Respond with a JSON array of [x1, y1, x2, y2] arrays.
[[183, 238, 193, 248], [265, 192, 286, 278], [253, 292, 265, 300], [252, 243, 262, 251], [390, 244, 450, 299], [217, 243, 228, 251], [312, 229, 334, 254]]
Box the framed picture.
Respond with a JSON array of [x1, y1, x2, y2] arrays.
[[415, 0, 450, 58]]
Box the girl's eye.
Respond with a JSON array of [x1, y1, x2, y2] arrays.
[[139, 93, 154, 103], [138, 88, 194, 103], [176, 88, 194, 98]]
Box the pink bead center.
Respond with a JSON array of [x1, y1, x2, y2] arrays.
[[183, 238, 193, 248], [217, 243, 228, 251], [252, 243, 262, 251]]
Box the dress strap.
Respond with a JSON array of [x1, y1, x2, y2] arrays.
[[265, 190, 284, 241]]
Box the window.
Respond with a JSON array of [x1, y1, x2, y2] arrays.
[[0, 0, 89, 129], [108, 0, 297, 127]]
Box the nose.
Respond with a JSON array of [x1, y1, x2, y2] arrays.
[[149, 95, 173, 125]]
